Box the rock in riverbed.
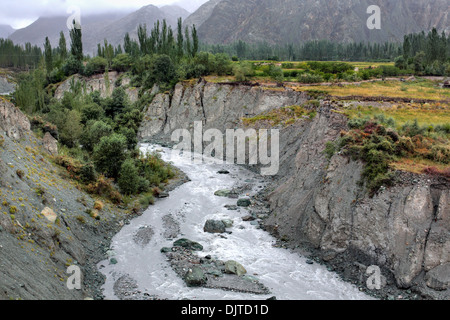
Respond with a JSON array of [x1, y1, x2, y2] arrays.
[[185, 267, 208, 287], [173, 238, 204, 251], [225, 260, 247, 276], [204, 220, 227, 234], [237, 199, 252, 207]]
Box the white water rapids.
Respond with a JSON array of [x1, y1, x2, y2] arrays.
[[98, 144, 372, 300]]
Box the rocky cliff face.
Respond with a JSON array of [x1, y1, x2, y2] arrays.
[[139, 80, 309, 142], [264, 108, 449, 297], [138, 81, 450, 298], [54, 72, 138, 103]]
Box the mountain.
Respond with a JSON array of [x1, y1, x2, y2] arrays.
[[174, 0, 210, 13], [192, 0, 449, 44], [0, 24, 15, 39], [8, 13, 128, 55], [8, 5, 190, 55], [93, 5, 190, 54], [184, 0, 222, 28]]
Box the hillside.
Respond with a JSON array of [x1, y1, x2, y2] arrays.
[[194, 0, 449, 44]]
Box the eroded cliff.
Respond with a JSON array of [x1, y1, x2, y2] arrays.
[[138, 80, 450, 298]]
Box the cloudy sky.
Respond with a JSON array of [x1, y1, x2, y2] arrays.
[[0, 0, 208, 29]]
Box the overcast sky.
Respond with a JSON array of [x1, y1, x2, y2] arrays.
[[0, 0, 208, 29]]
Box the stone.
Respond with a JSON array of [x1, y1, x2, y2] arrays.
[[157, 192, 169, 199], [242, 215, 255, 222], [41, 207, 57, 223], [222, 219, 234, 228], [204, 220, 226, 234], [110, 258, 118, 265], [237, 199, 251, 207], [425, 264, 450, 291], [225, 205, 238, 211], [218, 170, 230, 174], [184, 267, 207, 287], [173, 238, 203, 251], [160, 247, 172, 253], [224, 260, 247, 276], [43, 132, 58, 156], [214, 189, 232, 197]]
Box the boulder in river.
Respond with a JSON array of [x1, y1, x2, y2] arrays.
[[214, 189, 232, 197], [184, 267, 208, 287], [204, 220, 226, 234], [224, 260, 247, 276], [173, 238, 204, 251], [237, 199, 252, 207], [222, 219, 234, 228]]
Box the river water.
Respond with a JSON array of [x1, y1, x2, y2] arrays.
[[98, 144, 372, 300]]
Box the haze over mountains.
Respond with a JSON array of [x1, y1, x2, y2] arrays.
[[0, 25, 15, 39], [5, 0, 450, 54], [8, 5, 190, 55]]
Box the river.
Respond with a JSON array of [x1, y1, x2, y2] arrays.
[[98, 144, 372, 300]]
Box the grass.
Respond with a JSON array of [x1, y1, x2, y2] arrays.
[[242, 104, 318, 127], [343, 103, 450, 129], [294, 80, 450, 101]]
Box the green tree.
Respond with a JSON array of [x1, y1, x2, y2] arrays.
[[60, 110, 83, 148], [44, 37, 53, 74], [191, 25, 199, 57], [105, 87, 128, 118], [176, 18, 184, 60], [58, 31, 67, 61], [118, 159, 139, 195], [69, 20, 83, 62], [81, 120, 112, 152], [93, 133, 128, 179]]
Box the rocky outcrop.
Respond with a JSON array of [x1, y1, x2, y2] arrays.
[[54, 72, 138, 103], [138, 81, 450, 298], [0, 98, 31, 140], [43, 132, 58, 156]]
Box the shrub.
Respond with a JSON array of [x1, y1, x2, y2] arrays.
[[139, 193, 155, 208], [428, 146, 450, 164], [324, 141, 337, 159], [83, 56, 108, 76], [298, 73, 324, 84], [118, 159, 139, 195], [79, 163, 96, 183], [16, 169, 25, 179], [94, 200, 104, 211], [86, 175, 122, 204], [93, 133, 128, 179], [111, 54, 133, 72]]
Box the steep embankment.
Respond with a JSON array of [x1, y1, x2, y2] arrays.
[[0, 98, 132, 300], [138, 80, 450, 299]]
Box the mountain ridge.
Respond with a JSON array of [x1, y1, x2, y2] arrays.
[[194, 0, 449, 44]]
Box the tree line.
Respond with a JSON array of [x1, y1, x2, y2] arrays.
[[0, 38, 42, 69]]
